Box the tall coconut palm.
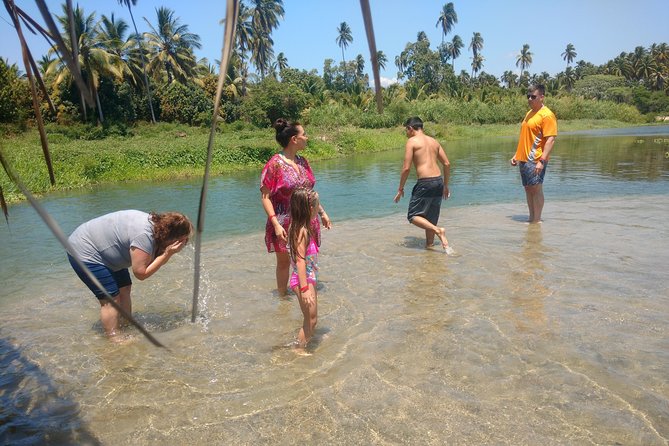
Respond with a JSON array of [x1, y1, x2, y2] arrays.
[[471, 54, 484, 79], [250, 30, 274, 79], [47, 4, 122, 122], [117, 0, 156, 123], [336, 21, 353, 63], [376, 50, 387, 71], [447, 34, 463, 70], [355, 54, 365, 77], [143, 6, 201, 84], [469, 32, 483, 76], [561, 43, 577, 68], [248, 0, 284, 78], [97, 14, 136, 83], [516, 43, 533, 74], [249, 0, 284, 35], [435, 2, 457, 44], [469, 32, 483, 57], [276, 52, 288, 71]]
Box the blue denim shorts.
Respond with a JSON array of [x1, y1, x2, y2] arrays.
[[519, 160, 547, 186], [68, 254, 132, 299]]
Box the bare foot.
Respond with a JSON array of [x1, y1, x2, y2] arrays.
[[435, 227, 448, 251]]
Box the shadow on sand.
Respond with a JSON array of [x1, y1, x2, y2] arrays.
[[0, 337, 101, 445]]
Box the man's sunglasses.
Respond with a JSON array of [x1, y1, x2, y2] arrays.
[[527, 94, 538, 100]]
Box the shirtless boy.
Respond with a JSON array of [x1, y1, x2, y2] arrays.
[[394, 117, 451, 250]]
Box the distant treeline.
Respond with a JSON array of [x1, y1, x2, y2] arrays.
[[1, 1, 667, 134]]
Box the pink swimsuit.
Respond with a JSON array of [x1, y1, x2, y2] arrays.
[[289, 238, 319, 289]]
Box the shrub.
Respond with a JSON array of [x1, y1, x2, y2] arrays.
[[240, 78, 310, 127], [158, 82, 213, 125]]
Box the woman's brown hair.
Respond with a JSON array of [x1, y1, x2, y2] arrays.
[[150, 212, 193, 256]]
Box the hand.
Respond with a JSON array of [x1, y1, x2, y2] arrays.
[[443, 187, 450, 200], [320, 212, 332, 230], [299, 288, 316, 305], [510, 158, 518, 166], [394, 189, 404, 203], [165, 239, 186, 255], [534, 160, 544, 174], [274, 223, 287, 242]]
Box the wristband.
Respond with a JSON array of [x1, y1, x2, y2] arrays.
[[269, 214, 276, 221], [300, 285, 309, 293]]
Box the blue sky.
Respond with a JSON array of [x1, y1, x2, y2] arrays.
[[2, 0, 668, 86]]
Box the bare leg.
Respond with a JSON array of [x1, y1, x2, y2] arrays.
[[296, 284, 318, 348], [117, 285, 132, 327], [99, 296, 121, 337], [410, 215, 448, 250], [425, 229, 436, 247], [275, 251, 291, 296], [525, 184, 544, 223]]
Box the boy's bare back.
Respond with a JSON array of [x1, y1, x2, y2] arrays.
[[407, 133, 447, 179]]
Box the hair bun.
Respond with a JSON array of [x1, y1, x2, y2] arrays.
[[273, 118, 288, 132]]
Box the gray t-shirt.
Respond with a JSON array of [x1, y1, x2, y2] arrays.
[[68, 210, 155, 271]]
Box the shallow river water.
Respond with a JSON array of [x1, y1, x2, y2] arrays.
[[1, 127, 668, 445]]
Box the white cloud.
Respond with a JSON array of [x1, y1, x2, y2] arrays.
[[380, 76, 398, 88]]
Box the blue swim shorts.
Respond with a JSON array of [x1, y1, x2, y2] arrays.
[[68, 254, 132, 299], [519, 160, 547, 187]]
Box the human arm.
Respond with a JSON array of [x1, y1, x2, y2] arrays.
[[260, 185, 287, 242], [438, 145, 451, 199], [295, 230, 314, 299], [394, 141, 413, 203], [318, 204, 332, 230], [535, 136, 556, 174], [130, 240, 185, 280]]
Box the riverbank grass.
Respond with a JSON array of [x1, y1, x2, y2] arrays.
[[0, 119, 652, 203]]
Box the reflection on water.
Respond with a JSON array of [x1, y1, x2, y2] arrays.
[[1, 128, 669, 444]]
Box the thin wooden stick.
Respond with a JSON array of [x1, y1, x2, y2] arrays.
[[191, 0, 240, 322]]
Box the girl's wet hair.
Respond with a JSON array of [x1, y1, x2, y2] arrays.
[[273, 118, 301, 148], [150, 212, 193, 256], [288, 188, 318, 263]]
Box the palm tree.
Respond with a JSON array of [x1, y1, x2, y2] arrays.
[[471, 54, 484, 79], [355, 54, 365, 77], [143, 6, 201, 84], [561, 43, 577, 68], [117, 0, 155, 123], [469, 32, 483, 76], [250, 31, 274, 79], [560, 66, 577, 91], [447, 34, 463, 70], [276, 52, 288, 71], [500, 70, 518, 88], [97, 14, 136, 83], [47, 4, 122, 122], [469, 32, 483, 57], [248, 0, 284, 78], [249, 0, 284, 35], [435, 2, 457, 43], [516, 43, 533, 74], [336, 22, 353, 63], [376, 50, 387, 71]]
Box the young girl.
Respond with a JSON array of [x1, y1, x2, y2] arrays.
[[288, 188, 320, 349]]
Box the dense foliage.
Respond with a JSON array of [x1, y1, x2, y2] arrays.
[[1, 1, 668, 134]]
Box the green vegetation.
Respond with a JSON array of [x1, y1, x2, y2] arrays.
[[1, 1, 668, 204], [0, 117, 647, 204]]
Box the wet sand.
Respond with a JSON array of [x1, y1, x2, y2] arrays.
[[1, 195, 668, 445]]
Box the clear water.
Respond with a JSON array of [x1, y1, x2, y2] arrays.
[[1, 126, 668, 444]]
